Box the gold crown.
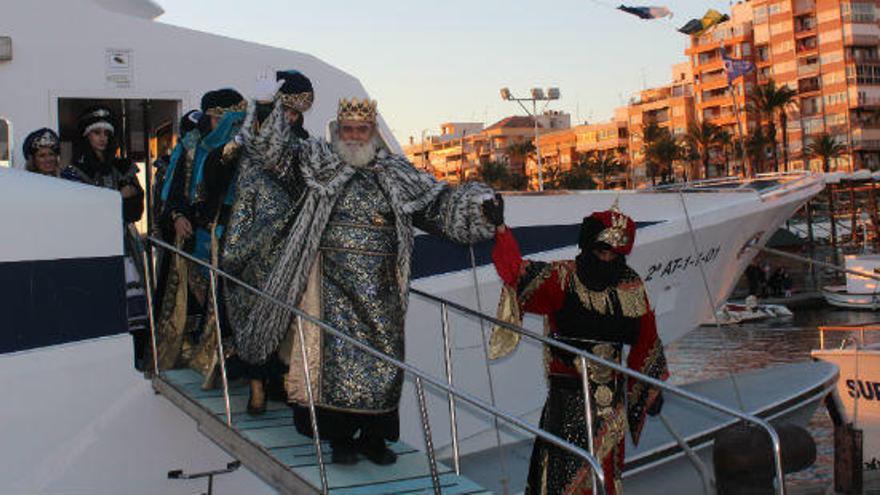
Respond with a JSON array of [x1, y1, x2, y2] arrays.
[[277, 92, 314, 113], [205, 100, 247, 118], [338, 98, 377, 123], [596, 197, 630, 248]]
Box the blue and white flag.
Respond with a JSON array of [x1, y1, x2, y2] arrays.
[[722, 52, 755, 84]]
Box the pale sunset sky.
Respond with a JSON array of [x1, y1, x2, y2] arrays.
[[159, 0, 733, 144]]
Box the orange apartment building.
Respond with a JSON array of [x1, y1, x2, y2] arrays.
[[625, 63, 697, 181], [536, 111, 629, 173], [404, 113, 570, 185], [688, 0, 880, 172]]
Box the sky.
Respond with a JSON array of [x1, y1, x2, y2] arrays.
[[158, 0, 733, 145]]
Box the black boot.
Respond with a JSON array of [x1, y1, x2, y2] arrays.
[[246, 379, 267, 416], [331, 438, 359, 465], [359, 435, 396, 465]]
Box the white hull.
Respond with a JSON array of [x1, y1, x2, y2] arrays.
[[822, 286, 880, 310], [812, 348, 880, 471], [403, 176, 824, 456], [0, 336, 273, 495]]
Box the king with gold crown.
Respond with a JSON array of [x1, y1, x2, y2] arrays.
[[222, 96, 500, 465]]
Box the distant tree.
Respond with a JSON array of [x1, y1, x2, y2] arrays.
[[644, 124, 680, 185], [716, 130, 734, 176], [506, 173, 529, 191], [559, 162, 597, 190], [685, 121, 722, 179], [477, 161, 510, 190], [805, 133, 846, 173], [504, 141, 535, 175], [746, 128, 769, 174], [749, 79, 798, 172], [585, 152, 624, 189]]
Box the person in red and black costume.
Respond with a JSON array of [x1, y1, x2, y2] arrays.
[[483, 195, 669, 495]]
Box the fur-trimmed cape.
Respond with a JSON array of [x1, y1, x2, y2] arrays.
[[222, 111, 495, 364]]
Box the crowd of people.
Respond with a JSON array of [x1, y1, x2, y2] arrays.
[[21, 70, 668, 494]]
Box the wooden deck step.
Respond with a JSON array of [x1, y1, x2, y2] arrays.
[[156, 368, 491, 494]]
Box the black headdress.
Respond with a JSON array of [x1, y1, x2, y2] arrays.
[[201, 88, 246, 117], [77, 105, 116, 137], [275, 70, 314, 112], [23, 128, 60, 159]]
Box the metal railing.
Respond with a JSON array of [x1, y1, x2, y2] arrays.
[[141, 237, 608, 495], [409, 287, 791, 495], [818, 322, 880, 350]]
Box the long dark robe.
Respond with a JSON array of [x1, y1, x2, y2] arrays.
[[491, 228, 669, 495]]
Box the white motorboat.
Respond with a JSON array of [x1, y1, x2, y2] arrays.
[[812, 323, 880, 473], [702, 297, 794, 326], [822, 254, 880, 310], [1, 1, 833, 494]]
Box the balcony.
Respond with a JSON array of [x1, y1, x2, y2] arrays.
[[797, 63, 820, 76]]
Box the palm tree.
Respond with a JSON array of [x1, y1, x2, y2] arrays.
[[559, 162, 597, 190], [749, 79, 798, 172], [643, 123, 679, 185], [746, 128, 769, 174], [685, 121, 722, 179], [586, 152, 624, 189], [806, 133, 847, 261], [504, 141, 535, 176], [477, 161, 510, 190], [716, 130, 734, 177], [805, 133, 846, 173]]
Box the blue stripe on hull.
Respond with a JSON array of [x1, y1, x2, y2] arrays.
[[0, 256, 127, 354], [412, 221, 662, 279]]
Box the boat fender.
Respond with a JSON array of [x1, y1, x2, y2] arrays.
[[713, 422, 816, 494]]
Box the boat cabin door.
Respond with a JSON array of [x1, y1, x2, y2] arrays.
[[57, 97, 181, 234]]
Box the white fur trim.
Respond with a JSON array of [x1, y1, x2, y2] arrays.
[[82, 121, 114, 136]]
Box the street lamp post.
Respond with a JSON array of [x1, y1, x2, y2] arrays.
[[500, 86, 560, 191]]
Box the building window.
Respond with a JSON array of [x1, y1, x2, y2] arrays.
[[803, 117, 824, 134], [842, 2, 876, 22], [754, 5, 768, 22]]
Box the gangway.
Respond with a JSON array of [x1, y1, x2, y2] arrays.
[[141, 235, 796, 495], [141, 237, 605, 495]]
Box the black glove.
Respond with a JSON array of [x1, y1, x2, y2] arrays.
[[647, 393, 664, 417], [481, 193, 505, 227]]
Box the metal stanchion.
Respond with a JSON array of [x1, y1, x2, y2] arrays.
[[579, 355, 600, 494], [439, 303, 461, 475], [296, 316, 328, 494], [208, 269, 232, 427], [415, 376, 442, 495], [140, 244, 160, 377]]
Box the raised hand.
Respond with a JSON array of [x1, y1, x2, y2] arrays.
[[481, 193, 505, 227]]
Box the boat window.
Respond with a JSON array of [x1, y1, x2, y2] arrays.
[[0, 118, 10, 168]]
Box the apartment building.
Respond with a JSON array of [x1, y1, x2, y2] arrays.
[[625, 63, 697, 180], [404, 112, 570, 184], [688, 0, 880, 171]]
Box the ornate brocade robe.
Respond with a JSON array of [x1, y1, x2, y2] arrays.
[[491, 228, 669, 495], [222, 133, 495, 415]]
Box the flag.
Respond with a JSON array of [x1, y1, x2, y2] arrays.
[[678, 9, 729, 35], [617, 4, 673, 20], [722, 52, 755, 84]]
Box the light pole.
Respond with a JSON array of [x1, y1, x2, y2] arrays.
[[500, 86, 560, 191], [420, 128, 430, 172]]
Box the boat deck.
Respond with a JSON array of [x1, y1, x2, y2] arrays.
[[156, 368, 490, 495]]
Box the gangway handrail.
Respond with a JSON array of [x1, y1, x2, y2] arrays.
[[143, 236, 608, 495], [409, 287, 789, 495]]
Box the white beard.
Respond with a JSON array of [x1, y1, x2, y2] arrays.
[[332, 135, 378, 168]]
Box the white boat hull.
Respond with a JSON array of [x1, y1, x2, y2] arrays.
[[812, 348, 880, 471], [822, 285, 880, 310]]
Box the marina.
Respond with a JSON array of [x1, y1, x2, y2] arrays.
[[8, 1, 880, 494]]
